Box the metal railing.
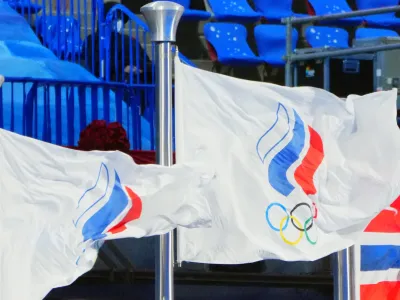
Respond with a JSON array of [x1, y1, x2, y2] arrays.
[[0, 77, 155, 149], [9, 0, 195, 87], [104, 4, 155, 85], [102, 4, 195, 85], [282, 5, 400, 86], [2, 1, 198, 151]]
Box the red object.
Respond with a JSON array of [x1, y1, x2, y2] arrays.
[[108, 186, 143, 234], [130, 150, 176, 164], [68, 120, 176, 165], [66, 147, 176, 165], [364, 196, 400, 233], [306, 1, 316, 15], [294, 126, 324, 195], [360, 281, 400, 300], [206, 42, 218, 62], [78, 120, 130, 153]]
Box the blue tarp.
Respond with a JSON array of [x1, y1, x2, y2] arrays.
[[0, 2, 155, 148], [0, 2, 42, 44]]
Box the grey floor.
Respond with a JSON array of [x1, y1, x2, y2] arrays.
[[46, 237, 333, 300], [49, 283, 333, 300]]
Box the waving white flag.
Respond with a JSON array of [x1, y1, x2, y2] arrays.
[[0, 128, 212, 300], [175, 57, 400, 264]]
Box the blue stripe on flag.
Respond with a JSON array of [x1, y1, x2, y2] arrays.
[[268, 110, 305, 196], [82, 171, 129, 241], [361, 245, 400, 271]]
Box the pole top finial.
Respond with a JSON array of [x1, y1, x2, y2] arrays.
[[141, 1, 184, 43]]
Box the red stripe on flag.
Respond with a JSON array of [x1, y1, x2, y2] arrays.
[[108, 186, 143, 234], [294, 126, 324, 195], [365, 196, 400, 233], [361, 281, 400, 300]]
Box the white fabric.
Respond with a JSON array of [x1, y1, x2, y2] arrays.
[[175, 57, 400, 263], [357, 232, 400, 246], [0, 128, 212, 300], [359, 268, 400, 285]]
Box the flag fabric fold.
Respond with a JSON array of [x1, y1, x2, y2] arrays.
[[175, 57, 400, 263], [0, 128, 212, 300]]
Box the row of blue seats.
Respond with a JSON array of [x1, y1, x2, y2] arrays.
[[307, 0, 400, 27], [170, 0, 400, 28], [11, 0, 400, 67], [204, 23, 400, 66]]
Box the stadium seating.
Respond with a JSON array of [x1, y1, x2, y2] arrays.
[[305, 26, 349, 48], [355, 0, 400, 28], [204, 23, 263, 66], [36, 16, 82, 59], [252, 0, 308, 23], [155, 0, 211, 21], [207, 0, 261, 22], [307, 0, 364, 26], [254, 25, 298, 66], [355, 28, 399, 39]]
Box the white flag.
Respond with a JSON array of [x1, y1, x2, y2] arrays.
[[175, 57, 400, 264], [0, 128, 212, 300]]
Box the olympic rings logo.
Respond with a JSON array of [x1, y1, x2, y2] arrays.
[[265, 202, 318, 246]]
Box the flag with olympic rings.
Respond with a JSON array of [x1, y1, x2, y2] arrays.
[[256, 103, 324, 247], [175, 58, 400, 264]]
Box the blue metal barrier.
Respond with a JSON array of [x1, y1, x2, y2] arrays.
[[0, 77, 156, 150], [103, 4, 195, 85], [3, 1, 194, 151], [104, 4, 155, 85], [9, 0, 195, 85]]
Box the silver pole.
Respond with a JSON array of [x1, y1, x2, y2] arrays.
[[334, 251, 346, 300], [290, 43, 400, 62], [323, 58, 330, 91], [140, 2, 184, 300], [284, 17, 293, 87], [347, 246, 357, 300], [335, 247, 357, 300]]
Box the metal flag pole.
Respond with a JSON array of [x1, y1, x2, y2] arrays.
[[334, 246, 357, 300], [140, 2, 184, 300], [334, 250, 347, 300], [346, 246, 357, 300]]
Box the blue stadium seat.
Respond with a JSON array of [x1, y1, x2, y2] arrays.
[[5, 0, 42, 13], [305, 26, 349, 48], [252, 0, 308, 23], [254, 25, 298, 66], [356, 0, 400, 28], [154, 0, 211, 21], [36, 16, 82, 58], [307, 0, 364, 26], [355, 28, 399, 39], [204, 23, 263, 66], [207, 0, 261, 22]]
